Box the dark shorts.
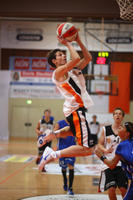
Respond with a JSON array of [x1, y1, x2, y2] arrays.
[[99, 166, 128, 192], [66, 107, 95, 147], [38, 141, 51, 155], [59, 157, 76, 170], [90, 134, 98, 144]]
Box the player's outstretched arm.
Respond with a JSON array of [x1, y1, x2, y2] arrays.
[[74, 33, 92, 70], [95, 146, 120, 170]]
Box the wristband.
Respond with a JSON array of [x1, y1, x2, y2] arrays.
[[53, 129, 61, 135], [100, 155, 107, 162]]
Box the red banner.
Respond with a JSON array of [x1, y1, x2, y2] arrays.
[[14, 58, 30, 70], [109, 62, 131, 113], [31, 58, 47, 70]]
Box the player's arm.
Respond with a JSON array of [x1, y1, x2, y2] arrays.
[[74, 33, 92, 70], [55, 38, 80, 80], [44, 125, 73, 143], [98, 127, 113, 154], [35, 121, 42, 136], [97, 123, 100, 135], [55, 125, 73, 138], [95, 147, 121, 169]]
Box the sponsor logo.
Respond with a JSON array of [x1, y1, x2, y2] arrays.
[[16, 33, 43, 41], [106, 37, 132, 44]]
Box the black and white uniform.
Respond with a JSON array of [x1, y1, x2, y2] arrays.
[[99, 125, 128, 192], [38, 118, 54, 155]]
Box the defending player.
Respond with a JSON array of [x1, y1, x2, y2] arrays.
[[96, 122, 133, 200], [55, 119, 76, 195]]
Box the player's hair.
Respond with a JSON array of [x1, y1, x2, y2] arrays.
[[44, 109, 50, 114], [47, 49, 62, 68], [113, 107, 125, 117], [125, 122, 133, 139]]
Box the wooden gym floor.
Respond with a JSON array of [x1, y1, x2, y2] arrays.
[[0, 138, 122, 200]]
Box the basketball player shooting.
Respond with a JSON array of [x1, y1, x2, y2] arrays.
[[39, 23, 96, 171]]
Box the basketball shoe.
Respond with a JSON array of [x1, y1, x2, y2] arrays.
[[63, 184, 68, 191], [68, 188, 74, 196], [38, 147, 57, 171]]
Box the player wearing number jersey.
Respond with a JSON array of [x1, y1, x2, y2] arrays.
[[98, 108, 128, 200], [96, 121, 133, 200], [35, 109, 54, 172]]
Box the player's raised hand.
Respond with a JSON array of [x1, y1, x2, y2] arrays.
[[57, 36, 69, 46], [74, 31, 81, 43]]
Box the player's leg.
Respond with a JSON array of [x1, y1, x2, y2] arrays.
[[120, 187, 128, 198], [36, 154, 41, 165], [67, 161, 75, 195], [62, 168, 68, 191], [59, 158, 68, 191], [108, 187, 117, 200], [38, 143, 51, 172], [36, 145, 46, 172], [38, 145, 94, 171], [36, 143, 43, 165], [59, 145, 94, 157], [38, 107, 96, 171], [116, 167, 128, 198], [99, 168, 117, 200]]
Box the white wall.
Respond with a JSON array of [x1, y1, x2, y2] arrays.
[[0, 71, 10, 140], [0, 20, 133, 52], [0, 20, 1, 69]]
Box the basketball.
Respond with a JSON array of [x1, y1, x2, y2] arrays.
[[37, 129, 52, 147], [56, 22, 77, 42]]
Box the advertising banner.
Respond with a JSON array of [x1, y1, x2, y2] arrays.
[[9, 56, 62, 99], [10, 71, 62, 99]]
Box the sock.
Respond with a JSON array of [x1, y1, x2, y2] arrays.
[[62, 168, 67, 186], [55, 150, 61, 158], [50, 150, 61, 159], [69, 169, 74, 189]]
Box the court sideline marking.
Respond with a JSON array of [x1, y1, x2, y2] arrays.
[[0, 159, 35, 185]]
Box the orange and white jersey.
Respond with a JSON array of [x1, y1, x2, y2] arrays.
[[52, 68, 94, 117]]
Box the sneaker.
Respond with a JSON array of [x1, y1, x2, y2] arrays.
[[41, 167, 46, 173], [38, 147, 56, 171], [63, 184, 68, 191], [67, 188, 74, 196]]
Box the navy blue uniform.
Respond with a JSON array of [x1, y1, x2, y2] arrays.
[[116, 139, 133, 200], [57, 120, 76, 169]]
